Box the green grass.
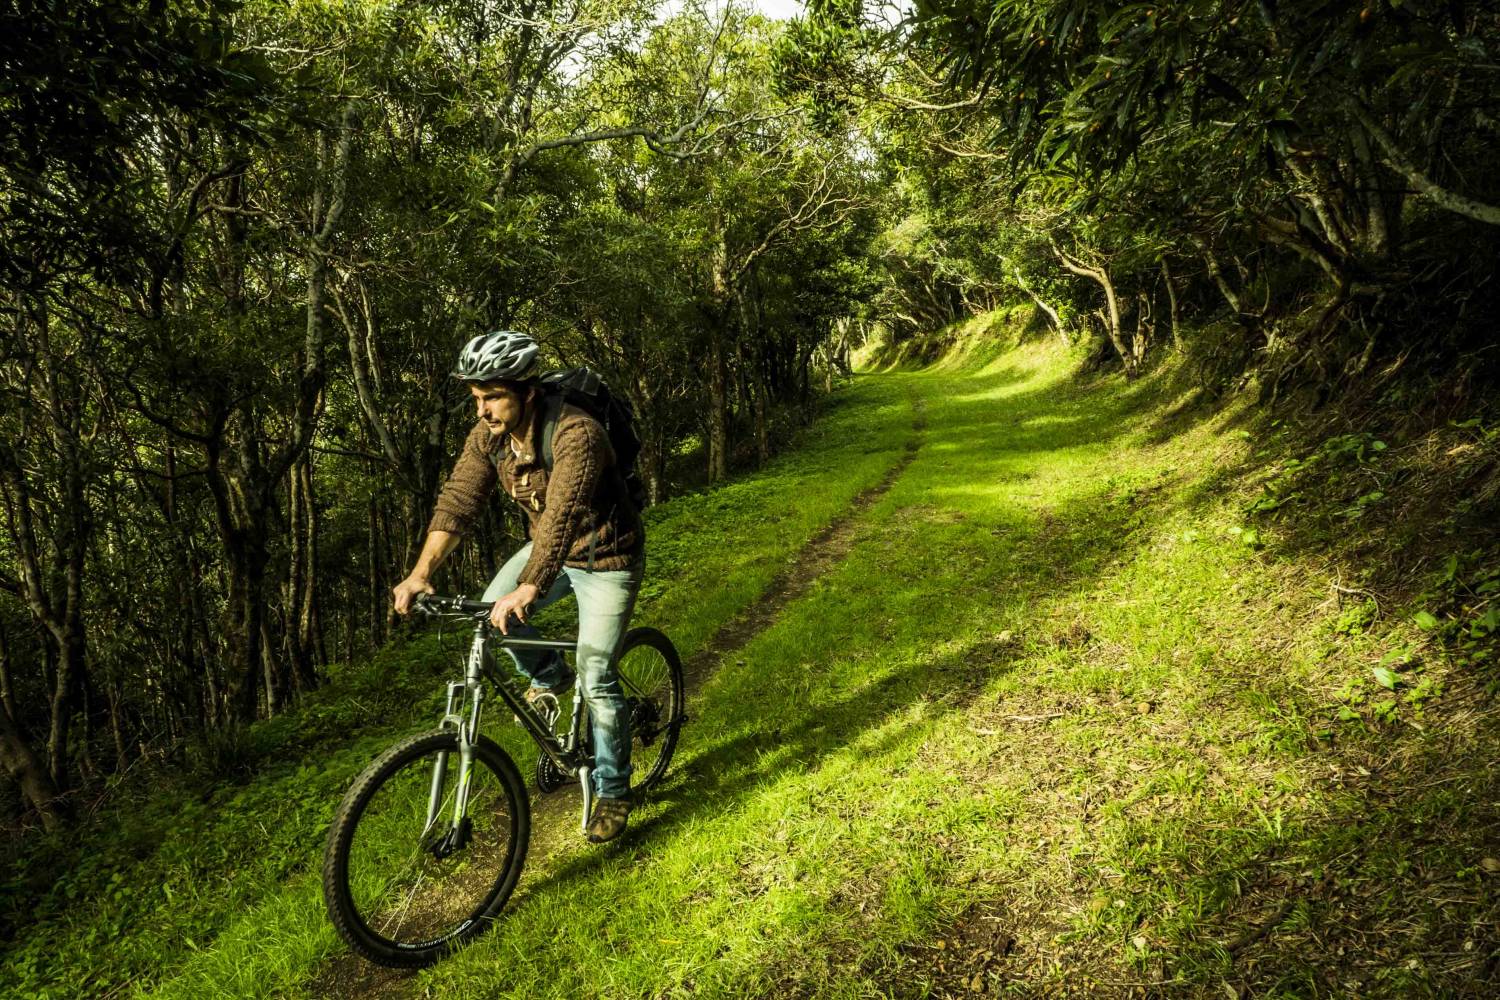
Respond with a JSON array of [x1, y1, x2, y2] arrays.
[[6, 324, 1497, 998]]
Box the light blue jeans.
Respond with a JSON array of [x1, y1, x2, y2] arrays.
[[481, 543, 643, 799]]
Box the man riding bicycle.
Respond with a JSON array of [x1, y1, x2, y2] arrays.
[[391, 330, 645, 843]]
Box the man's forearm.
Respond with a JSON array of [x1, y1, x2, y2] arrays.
[[410, 530, 462, 580]]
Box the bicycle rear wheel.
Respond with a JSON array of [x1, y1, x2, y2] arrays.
[[322, 729, 530, 967], [617, 627, 684, 794]]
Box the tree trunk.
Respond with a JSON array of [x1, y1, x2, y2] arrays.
[[230, 545, 267, 725], [304, 515, 323, 674], [754, 377, 769, 466], [1160, 257, 1182, 349], [638, 416, 666, 505], [0, 624, 69, 828], [279, 111, 353, 689], [1348, 123, 1391, 259], [344, 579, 357, 662], [286, 456, 319, 691], [1285, 155, 1356, 259], [106, 681, 129, 773], [212, 108, 355, 720], [1133, 290, 1152, 366], [0, 701, 69, 831], [207, 415, 272, 724], [379, 501, 397, 642], [2, 302, 95, 796], [1190, 235, 1249, 316], [707, 333, 729, 483], [1053, 245, 1133, 373], [736, 291, 769, 467], [0, 623, 15, 723], [368, 496, 385, 651], [1349, 97, 1500, 227], [286, 454, 309, 687], [314, 590, 329, 669], [416, 398, 449, 549], [260, 614, 279, 717], [1011, 266, 1069, 346], [160, 441, 205, 737], [706, 232, 735, 483]]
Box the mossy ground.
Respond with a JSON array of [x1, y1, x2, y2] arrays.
[[5, 322, 1498, 998]]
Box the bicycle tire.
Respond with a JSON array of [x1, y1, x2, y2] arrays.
[[322, 729, 530, 967], [617, 626, 684, 794]]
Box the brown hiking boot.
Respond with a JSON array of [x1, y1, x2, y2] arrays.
[[586, 796, 633, 844]]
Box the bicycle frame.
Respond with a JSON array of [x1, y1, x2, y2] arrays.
[[426, 621, 597, 837], [322, 591, 684, 967]]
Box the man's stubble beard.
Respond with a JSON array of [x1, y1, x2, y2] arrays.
[[486, 396, 531, 439]]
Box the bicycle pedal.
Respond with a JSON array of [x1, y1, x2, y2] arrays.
[[530, 691, 562, 728]]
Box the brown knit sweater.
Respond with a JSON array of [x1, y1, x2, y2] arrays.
[[427, 401, 644, 592]]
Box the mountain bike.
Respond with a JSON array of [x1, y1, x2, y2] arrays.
[[321, 593, 685, 967]]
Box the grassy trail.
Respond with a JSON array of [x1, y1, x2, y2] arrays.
[[12, 337, 1496, 999], [306, 339, 1498, 998]]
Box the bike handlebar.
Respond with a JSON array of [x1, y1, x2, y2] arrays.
[[413, 593, 494, 618]]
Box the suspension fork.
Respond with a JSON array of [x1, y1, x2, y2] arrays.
[[424, 625, 488, 833]]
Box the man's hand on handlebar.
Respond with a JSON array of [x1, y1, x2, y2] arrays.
[[392, 574, 435, 615], [489, 583, 540, 634]]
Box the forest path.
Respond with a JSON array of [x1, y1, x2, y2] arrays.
[[679, 393, 927, 686]]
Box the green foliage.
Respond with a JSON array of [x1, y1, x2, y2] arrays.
[[780, 0, 1500, 385], [1247, 431, 1392, 530], [0, 370, 911, 999], [0, 0, 270, 285], [0, 630, 454, 995], [0, 0, 882, 839], [5, 1, 1500, 994], [1415, 549, 1500, 677], [6, 333, 1498, 996]]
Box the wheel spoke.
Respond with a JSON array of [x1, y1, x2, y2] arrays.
[[381, 868, 427, 938], [615, 630, 683, 794]]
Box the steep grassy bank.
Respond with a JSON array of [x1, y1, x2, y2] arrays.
[[7, 322, 1498, 998]]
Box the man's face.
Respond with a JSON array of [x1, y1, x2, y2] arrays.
[[471, 382, 530, 437]]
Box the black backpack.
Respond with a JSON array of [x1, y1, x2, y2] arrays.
[[536, 367, 647, 512]]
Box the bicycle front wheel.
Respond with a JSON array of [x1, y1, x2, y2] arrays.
[[617, 627, 684, 794], [322, 729, 530, 967]]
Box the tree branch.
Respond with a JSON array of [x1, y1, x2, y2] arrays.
[[933, 141, 1007, 161], [329, 276, 406, 472], [1347, 97, 1500, 226]]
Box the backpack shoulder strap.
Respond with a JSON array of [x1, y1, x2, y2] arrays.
[[539, 391, 565, 471]]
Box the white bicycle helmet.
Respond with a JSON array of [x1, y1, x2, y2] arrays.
[[453, 330, 540, 383]]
